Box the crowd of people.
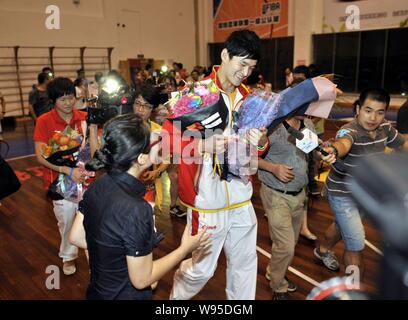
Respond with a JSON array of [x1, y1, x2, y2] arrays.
[[26, 29, 408, 300]]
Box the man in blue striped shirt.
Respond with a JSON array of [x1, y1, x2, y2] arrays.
[[316, 88, 408, 278]]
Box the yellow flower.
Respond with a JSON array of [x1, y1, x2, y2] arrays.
[[210, 85, 219, 93]]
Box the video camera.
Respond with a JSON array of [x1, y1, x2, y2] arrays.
[[87, 73, 136, 125]]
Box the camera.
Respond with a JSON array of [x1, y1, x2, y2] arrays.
[[87, 73, 136, 125]]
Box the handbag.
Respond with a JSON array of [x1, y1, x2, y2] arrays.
[[0, 152, 21, 200]]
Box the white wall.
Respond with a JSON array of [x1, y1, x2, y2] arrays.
[[196, 0, 213, 67], [0, 0, 196, 71], [115, 0, 195, 69], [292, 0, 324, 67], [0, 0, 196, 116]]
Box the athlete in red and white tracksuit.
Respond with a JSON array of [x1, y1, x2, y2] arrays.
[[162, 66, 268, 300]]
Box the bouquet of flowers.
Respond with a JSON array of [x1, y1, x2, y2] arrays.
[[225, 77, 337, 182], [237, 77, 336, 133], [43, 124, 94, 202], [41, 126, 82, 167], [222, 90, 283, 183], [170, 80, 220, 117], [168, 80, 229, 137], [237, 90, 281, 132]]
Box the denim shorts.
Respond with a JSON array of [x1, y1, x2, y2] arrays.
[[328, 194, 365, 251]]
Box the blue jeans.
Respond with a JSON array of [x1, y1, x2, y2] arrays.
[[328, 194, 365, 252]]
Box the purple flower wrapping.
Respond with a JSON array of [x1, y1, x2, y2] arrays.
[[54, 143, 92, 203], [223, 90, 281, 182], [56, 174, 80, 203], [238, 90, 281, 131]]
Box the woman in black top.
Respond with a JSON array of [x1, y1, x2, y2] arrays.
[[69, 114, 209, 300]]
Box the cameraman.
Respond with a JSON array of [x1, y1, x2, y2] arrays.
[[88, 71, 134, 157]]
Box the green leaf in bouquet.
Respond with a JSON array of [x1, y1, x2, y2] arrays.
[[48, 139, 57, 149], [188, 83, 195, 94], [52, 143, 59, 153], [64, 126, 73, 136]]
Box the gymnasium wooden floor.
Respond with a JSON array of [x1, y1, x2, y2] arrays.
[[0, 120, 382, 300]]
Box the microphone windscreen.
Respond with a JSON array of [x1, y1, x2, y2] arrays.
[[287, 126, 304, 140]]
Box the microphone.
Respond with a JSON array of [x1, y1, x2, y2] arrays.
[[285, 125, 347, 173], [286, 126, 330, 156]]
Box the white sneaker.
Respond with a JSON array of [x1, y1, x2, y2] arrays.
[[63, 261, 76, 275], [151, 281, 158, 290]]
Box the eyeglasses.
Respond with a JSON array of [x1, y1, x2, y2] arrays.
[[134, 99, 153, 110]]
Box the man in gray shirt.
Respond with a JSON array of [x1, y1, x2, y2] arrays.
[[28, 72, 52, 121], [258, 116, 315, 300]]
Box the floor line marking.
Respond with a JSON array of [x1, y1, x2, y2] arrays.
[[365, 240, 383, 256], [256, 245, 321, 288], [6, 154, 36, 162]]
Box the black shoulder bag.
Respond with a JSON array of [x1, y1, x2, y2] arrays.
[[0, 141, 21, 200]]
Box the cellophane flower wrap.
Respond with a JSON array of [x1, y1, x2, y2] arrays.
[[225, 90, 282, 183], [226, 77, 336, 183], [237, 89, 281, 131], [55, 144, 95, 203]]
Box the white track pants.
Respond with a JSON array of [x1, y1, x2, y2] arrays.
[[52, 199, 78, 263], [170, 204, 258, 300]]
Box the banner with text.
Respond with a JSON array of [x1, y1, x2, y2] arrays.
[[213, 0, 288, 42], [323, 0, 408, 33]]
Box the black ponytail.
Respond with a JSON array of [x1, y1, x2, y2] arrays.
[[85, 114, 150, 174], [86, 148, 113, 171]]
